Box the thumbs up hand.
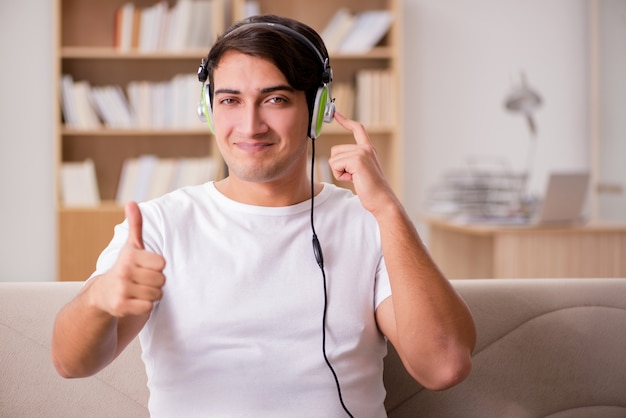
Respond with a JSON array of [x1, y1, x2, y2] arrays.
[[89, 202, 166, 318], [125, 200, 146, 250]]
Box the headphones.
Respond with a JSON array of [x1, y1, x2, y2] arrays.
[[197, 21, 335, 139]]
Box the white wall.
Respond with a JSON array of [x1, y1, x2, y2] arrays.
[[402, 0, 590, 234], [0, 0, 592, 281], [0, 2, 55, 281]]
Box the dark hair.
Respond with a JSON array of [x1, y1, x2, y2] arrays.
[[206, 15, 330, 121]]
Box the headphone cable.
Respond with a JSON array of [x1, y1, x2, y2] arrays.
[[309, 140, 354, 418]]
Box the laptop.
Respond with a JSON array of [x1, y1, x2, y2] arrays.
[[530, 171, 591, 225]]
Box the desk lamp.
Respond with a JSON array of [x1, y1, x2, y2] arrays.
[[504, 72, 543, 203]]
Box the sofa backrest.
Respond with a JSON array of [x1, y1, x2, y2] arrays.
[[2, 279, 626, 418]]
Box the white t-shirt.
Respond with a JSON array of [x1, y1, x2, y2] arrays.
[[93, 182, 392, 417]]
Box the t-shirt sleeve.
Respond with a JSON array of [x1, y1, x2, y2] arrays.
[[374, 255, 391, 309], [88, 202, 163, 280], [88, 219, 130, 280]]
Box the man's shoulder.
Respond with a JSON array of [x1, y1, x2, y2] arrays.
[[321, 183, 374, 218], [322, 182, 356, 201], [323, 183, 363, 203]]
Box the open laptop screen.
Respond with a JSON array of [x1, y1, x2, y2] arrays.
[[534, 171, 590, 224]]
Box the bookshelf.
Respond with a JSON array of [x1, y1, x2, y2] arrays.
[[55, 0, 403, 280]]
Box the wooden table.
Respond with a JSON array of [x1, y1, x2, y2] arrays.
[[425, 217, 626, 279]]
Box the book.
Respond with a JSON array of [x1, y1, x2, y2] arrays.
[[131, 7, 141, 49], [127, 80, 152, 128], [138, 1, 169, 52], [90, 85, 134, 128], [113, 0, 232, 52], [116, 157, 140, 205], [111, 85, 135, 127], [330, 82, 355, 119], [72, 80, 102, 129], [115, 2, 136, 51], [243, 1, 260, 18], [148, 158, 178, 200], [164, 0, 194, 50], [169, 73, 199, 128], [320, 8, 356, 53], [188, 0, 214, 48], [356, 70, 372, 126], [133, 154, 159, 202], [60, 159, 100, 207], [173, 157, 216, 189], [338, 10, 393, 54], [116, 155, 159, 204], [60, 74, 78, 127], [355, 69, 393, 127], [149, 81, 168, 129], [116, 156, 217, 205], [125, 74, 201, 129]]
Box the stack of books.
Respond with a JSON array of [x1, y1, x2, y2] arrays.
[[321, 9, 393, 54], [60, 74, 202, 130], [355, 69, 395, 128], [59, 156, 219, 206], [116, 155, 219, 204], [114, 0, 222, 52]]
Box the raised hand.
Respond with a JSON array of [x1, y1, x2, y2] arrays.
[[90, 201, 166, 318], [328, 111, 398, 215]]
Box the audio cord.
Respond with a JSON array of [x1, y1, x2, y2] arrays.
[[309, 140, 354, 418]]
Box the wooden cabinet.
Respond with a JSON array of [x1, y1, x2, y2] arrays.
[[55, 0, 403, 280], [425, 217, 626, 279]]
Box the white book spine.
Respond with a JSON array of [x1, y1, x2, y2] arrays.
[[60, 159, 100, 207], [60, 74, 78, 127]]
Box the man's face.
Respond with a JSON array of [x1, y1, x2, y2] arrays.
[[211, 51, 311, 185]]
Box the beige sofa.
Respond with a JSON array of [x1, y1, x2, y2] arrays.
[[2, 279, 625, 418]]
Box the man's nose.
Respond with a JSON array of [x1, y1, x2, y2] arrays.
[[238, 105, 269, 137]]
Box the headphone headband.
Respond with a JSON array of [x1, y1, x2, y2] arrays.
[[198, 21, 333, 85], [226, 22, 332, 84]]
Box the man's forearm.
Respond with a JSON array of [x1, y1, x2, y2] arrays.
[[375, 202, 476, 388], [51, 283, 119, 378]]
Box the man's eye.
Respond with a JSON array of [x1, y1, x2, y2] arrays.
[[268, 97, 287, 104], [219, 98, 237, 105]]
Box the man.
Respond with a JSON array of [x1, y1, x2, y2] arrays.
[[52, 14, 476, 417]]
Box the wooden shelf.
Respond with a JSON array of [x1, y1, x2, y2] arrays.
[[61, 127, 210, 136], [59, 201, 124, 213], [61, 46, 395, 60], [61, 47, 209, 59]]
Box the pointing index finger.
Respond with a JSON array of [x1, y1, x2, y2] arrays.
[[333, 111, 372, 146]]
